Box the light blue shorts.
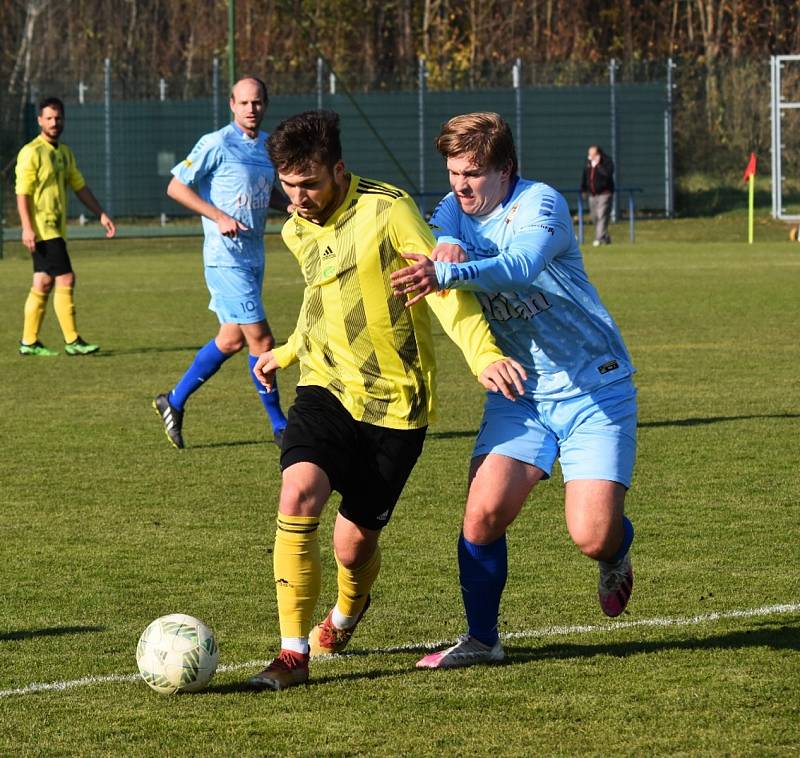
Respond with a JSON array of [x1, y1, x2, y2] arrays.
[[473, 378, 638, 487], [204, 264, 266, 325]]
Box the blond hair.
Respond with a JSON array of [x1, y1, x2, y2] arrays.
[[435, 112, 518, 175]]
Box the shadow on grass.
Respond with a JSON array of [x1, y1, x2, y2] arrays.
[[427, 430, 476, 440], [204, 667, 411, 695], [429, 414, 800, 439], [93, 345, 202, 357], [197, 622, 799, 693], [0, 625, 105, 642], [190, 439, 274, 450], [640, 412, 800, 429], [508, 622, 800, 663]]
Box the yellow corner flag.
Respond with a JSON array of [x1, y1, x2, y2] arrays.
[[743, 152, 757, 244]]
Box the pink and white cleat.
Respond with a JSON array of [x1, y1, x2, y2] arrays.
[[598, 552, 634, 617], [416, 635, 505, 669]]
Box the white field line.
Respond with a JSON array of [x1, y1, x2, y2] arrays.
[[1, 602, 797, 699]]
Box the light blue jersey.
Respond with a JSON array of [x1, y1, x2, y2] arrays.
[[431, 177, 634, 400], [172, 123, 275, 267]]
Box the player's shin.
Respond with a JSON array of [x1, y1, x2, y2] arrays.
[[333, 545, 381, 627], [273, 514, 322, 654], [53, 286, 78, 343], [248, 354, 287, 432], [170, 339, 231, 411], [22, 288, 48, 344], [458, 533, 508, 647]]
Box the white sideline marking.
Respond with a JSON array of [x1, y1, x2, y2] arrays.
[[1, 602, 797, 699]]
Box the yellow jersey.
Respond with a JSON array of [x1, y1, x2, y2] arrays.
[[15, 135, 86, 241], [271, 174, 505, 430]]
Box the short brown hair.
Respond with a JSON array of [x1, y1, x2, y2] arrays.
[[267, 110, 342, 173], [435, 112, 518, 176]]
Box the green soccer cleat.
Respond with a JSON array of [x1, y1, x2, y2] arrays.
[[19, 340, 58, 357], [64, 336, 100, 356]]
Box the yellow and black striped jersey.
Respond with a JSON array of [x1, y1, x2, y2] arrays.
[[272, 174, 505, 430], [15, 135, 86, 241]]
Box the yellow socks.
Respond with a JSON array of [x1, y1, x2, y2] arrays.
[[53, 286, 78, 343], [273, 514, 321, 640], [22, 289, 48, 345], [335, 545, 381, 622]]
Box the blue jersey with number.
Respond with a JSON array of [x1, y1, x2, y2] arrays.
[[171, 123, 275, 267], [430, 177, 634, 400]]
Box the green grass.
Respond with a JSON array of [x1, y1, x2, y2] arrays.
[[1, 224, 798, 756]]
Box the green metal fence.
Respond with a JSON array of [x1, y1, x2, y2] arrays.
[[3, 59, 671, 248]]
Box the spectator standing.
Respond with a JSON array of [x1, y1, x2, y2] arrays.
[[580, 145, 614, 247]]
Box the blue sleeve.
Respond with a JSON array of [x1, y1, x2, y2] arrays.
[[434, 196, 573, 292], [428, 193, 465, 248], [171, 133, 219, 186]]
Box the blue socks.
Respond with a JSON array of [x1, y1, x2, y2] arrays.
[[458, 533, 507, 647], [168, 341, 288, 435], [170, 339, 230, 411], [610, 515, 635, 564], [248, 354, 287, 433]]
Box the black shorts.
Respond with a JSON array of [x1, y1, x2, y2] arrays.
[[32, 238, 73, 276], [280, 385, 427, 531]]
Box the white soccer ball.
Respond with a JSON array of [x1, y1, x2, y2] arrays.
[[136, 613, 219, 694]]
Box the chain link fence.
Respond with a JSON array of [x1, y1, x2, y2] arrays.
[[7, 56, 778, 250]]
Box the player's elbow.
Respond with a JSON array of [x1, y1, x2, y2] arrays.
[[166, 177, 184, 200]]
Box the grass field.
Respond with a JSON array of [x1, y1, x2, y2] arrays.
[[1, 223, 798, 756]]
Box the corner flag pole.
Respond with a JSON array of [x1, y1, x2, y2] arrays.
[[743, 152, 756, 244]]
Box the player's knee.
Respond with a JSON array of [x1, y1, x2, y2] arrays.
[[278, 481, 323, 517], [463, 502, 507, 543], [216, 335, 244, 354], [572, 531, 616, 561], [35, 276, 54, 293]]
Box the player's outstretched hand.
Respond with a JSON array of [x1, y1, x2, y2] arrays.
[[253, 351, 279, 391], [430, 241, 467, 263], [390, 252, 440, 307], [100, 213, 116, 239], [479, 358, 527, 401]]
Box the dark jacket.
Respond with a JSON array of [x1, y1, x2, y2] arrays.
[[580, 154, 615, 195]]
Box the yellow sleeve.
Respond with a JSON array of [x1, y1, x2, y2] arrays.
[[388, 197, 504, 378], [65, 147, 86, 192], [15, 145, 37, 195], [271, 330, 301, 369]]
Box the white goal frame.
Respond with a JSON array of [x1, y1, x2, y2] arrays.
[[771, 55, 800, 220]]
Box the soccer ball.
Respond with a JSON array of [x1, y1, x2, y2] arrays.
[[136, 613, 219, 694]]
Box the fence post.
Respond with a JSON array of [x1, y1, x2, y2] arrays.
[[418, 57, 426, 215], [227, 0, 236, 90], [317, 58, 324, 110], [513, 58, 522, 174], [609, 58, 618, 224], [664, 58, 675, 218], [104, 58, 113, 217], [0, 174, 4, 260], [629, 191, 635, 242], [212, 57, 220, 129], [770, 55, 778, 219]]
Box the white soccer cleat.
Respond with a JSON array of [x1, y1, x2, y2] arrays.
[[416, 635, 505, 669]]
